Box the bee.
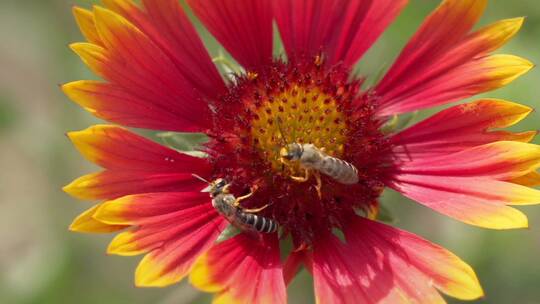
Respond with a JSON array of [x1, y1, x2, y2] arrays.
[[193, 175, 278, 234], [280, 143, 359, 196]]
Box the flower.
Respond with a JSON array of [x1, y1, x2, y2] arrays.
[[63, 0, 538, 303]]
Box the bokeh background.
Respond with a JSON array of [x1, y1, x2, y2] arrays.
[[1, 0, 539, 303]]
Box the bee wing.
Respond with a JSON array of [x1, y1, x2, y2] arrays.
[[200, 185, 213, 192]]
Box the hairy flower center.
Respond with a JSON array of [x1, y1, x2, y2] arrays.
[[210, 59, 388, 244], [250, 85, 348, 174]]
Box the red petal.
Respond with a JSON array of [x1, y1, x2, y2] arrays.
[[134, 215, 227, 286], [92, 191, 226, 286], [377, 0, 487, 93], [396, 142, 540, 181], [62, 80, 202, 131], [106, 208, 217, 257], [391, 99, 534, 157], [187, 0, 273, 70], [190, 234, 286, 304], [275, 0, 406, 66], [101, 0, 226, 99], [312, 218, 483, 303], [349, 217, 483, 302], [104, 194, 221, 257], [328, 0, 408, 66], [67, 125, 210, 173], [378, 54, 532, 115], [64, 170, 202, 201], [283, 250, 306, 286], [114, 209, 221, 254], [389, 174, 535, 229], [84, 7, 211, 130], [375, 1, 530, 115], [312, 234, 373, 303], [274, 0, 355, 63], [95, 192, 211, 225]]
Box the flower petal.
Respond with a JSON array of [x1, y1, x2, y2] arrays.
[[64, 170, 201, 201], [273, 0, 364, 63], [380, 54, 532, 115], [187, 0, 273, 70], [396, 142, 540, 181], [66, 125, 210, 173], [111, 209, 222, 256], [103, 196, 221, 258], [348, 217, 483, 301], [68, 42, 108, 76], [328, 0, 408, 66], [90, 191, 226, 286], [134, 215, 227, 287], [94, 192, 210, 225], [72, 6, 102, 45], [72, 6, 212, 131], [283, 250, 306, 286], [101, 0, 226, 98], [190, 234, 286, 304], [101, 0, 137, 15], [377, 0, 488, 93], [391, 99, 534, 157], [62, 80, 201, 132], [389, 141, 540, 227], [311, 218, 483, 304], [70, 204, 128, 233], [274, 0, 406, 66], [375, 0, 530, 115], [311, 233, 376, 304], [511, 171, 540, 187], [389, 174, 533, 229]]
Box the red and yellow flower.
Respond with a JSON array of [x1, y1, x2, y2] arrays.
[[64, 0, 538, 303]]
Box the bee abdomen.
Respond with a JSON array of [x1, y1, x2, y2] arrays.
[[319, 156, 359, 184], [240, 212, 278, 233]]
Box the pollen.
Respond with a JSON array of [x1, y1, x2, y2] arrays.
[[250, 85, 347, 173]]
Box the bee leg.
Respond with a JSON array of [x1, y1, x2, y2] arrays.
[[233, 188, 256, 207], [242, 204, 271, 213], [290, 169, 310, 182], [314, 171, 322, 199], [279, 157, 286, 172]]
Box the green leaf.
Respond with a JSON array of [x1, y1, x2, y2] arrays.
[[377, 203, 396, 224], [156, 132, 209, 157], [381, 111, 418, 134], [216, 224, 241, 243]]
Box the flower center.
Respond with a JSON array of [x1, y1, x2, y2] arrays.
[[249, 85, 348, 175], [209, 58, 389, 245]]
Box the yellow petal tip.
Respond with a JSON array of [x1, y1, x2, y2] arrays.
[[134, 255, 183, 288], [69, 204, 128, 233], [72, 5, 86, 15]]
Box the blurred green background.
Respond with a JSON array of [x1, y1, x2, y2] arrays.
[[1, 0, 539, 303]]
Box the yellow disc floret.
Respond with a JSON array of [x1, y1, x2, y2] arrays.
[[250, 84, 348, 174]]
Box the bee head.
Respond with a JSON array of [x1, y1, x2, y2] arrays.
[[280, 143, 303, 161], [209, 178, 229, 196]]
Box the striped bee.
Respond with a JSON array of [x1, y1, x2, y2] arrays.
[[280, 143, 359, 195], [193, 175, 278, 234]]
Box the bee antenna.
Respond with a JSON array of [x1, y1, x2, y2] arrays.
[[191, 174, 210, 184]]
